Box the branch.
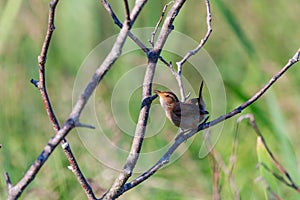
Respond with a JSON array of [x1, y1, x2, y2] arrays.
[[149, 1, 174, 47], [172, 0, 212, 101], [6, 118, 75, 200], [201, 48, 300, 130], [123, 0, 131, 27], [101, 1, 187, 199], [26, 0, 96, 199], [116, 48, 300, 194], [4, 172, 12, 191], [100, 0, 172, 68], [69, 0, 148, 134], [176, 0, 212, 67], [23, 0, 96, 199], [6, 0, 148, 199]]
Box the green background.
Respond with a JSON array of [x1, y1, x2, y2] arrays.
[[0, 0, 300, 199]]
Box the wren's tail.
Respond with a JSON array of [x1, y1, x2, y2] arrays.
[[198, 81, 209, 115]]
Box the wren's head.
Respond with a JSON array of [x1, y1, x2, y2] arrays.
[[154, 90, 179, 109]]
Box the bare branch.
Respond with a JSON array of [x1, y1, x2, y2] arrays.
[[70, 0, 147, 128], [201, 48, 300, 130], [173, 0, 212, 101], [149, 1, 174, 47], [123, 0, 131, 27], [4, 172, 12, 191], [6, 119, 75, 200], [27, 0, 96, 199], [114, 48, 300, 195], [6, 0, 149, 199], [37, 0, 60, 131], [75, 122, 96, 129], [101, 1, 187, 199], [100, 0, 171, 68], [176, 0, 212, 67]]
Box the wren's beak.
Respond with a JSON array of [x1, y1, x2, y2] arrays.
[[153, 90, 161, 100], [154, 90, 161, 96]]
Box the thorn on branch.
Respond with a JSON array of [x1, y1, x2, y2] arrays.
[[37, 150, 48, 163], [75, 122, 96, 129], [50, 24, 55, 31], [168, 24, 174, 30], [236, 106, 243, 113], [30, 79, 40, 88], [141, 94, 158, 109]]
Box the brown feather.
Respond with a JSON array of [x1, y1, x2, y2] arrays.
[[155, 83, 209, 130]]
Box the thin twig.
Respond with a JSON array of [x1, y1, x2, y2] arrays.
[[200, 48, 300, 131], [149, 1, 174, 47], [115, 48, 300, 195], [176, 0, 212, 67], [238, 114, 300, 193], [174, 0, 212, 101], [100, 0, 172, 68], [4, 172, 12, 191], [6, 119, 75, 200], [7, 0, 94, 199], [123, 0, 131, 27], [28, 0, 96, 199]]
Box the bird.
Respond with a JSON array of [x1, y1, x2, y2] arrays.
[[155, 82, 209, 130]]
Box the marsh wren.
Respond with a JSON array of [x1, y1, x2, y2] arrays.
[[155, 82, 209, 130]]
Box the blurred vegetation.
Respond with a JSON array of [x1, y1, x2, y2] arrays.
[[1, 0, 300, 199]]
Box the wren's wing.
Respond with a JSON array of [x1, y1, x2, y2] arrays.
[[172, 103, 200, 118], [170, 103, 182, 127], [171, 103, 203, 129]]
